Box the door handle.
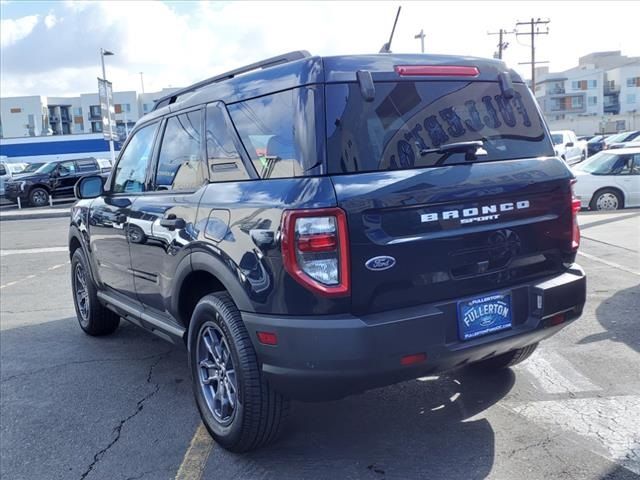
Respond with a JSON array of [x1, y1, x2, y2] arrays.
[[160, 214, 186, 231]]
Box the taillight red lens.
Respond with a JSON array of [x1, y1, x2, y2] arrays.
[[570, 180, 581, 251], [257, 331, 278, 345], [395, 65, 479, 77], [281, 208, 350, 297]]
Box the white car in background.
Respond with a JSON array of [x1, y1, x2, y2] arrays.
[[551, 130, 587, 164], [572, 147, 640, 210], [0, 161, 28, 197]]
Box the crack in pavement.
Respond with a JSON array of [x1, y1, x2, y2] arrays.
[[79, 352, 171, 480], [0, 350, 174, 384]]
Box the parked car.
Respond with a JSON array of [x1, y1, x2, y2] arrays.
[[586, 135, 606, 157], [572, 147, 640, 210], [578, 135, 596, 142], [607, 131, 640, 149], [550, 130, 587, 164], [69, 51, 586, 452], [0, 161, 28, 197], [4, 157, 106, 206]]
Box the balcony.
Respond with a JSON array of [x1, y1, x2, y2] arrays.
[[604, 101, 620, 114], [548, 87, 566, 95], [604, 84, 620, 94]]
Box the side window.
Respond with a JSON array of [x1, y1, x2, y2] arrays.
[[112, 122, 159, 193], [227, 87, 320, 179], [58, 161, 77, 176], [633, 154, 640, 174], [77, 159, 97, 173], [0, 164, 6, 176], [155, 110, 206, 191], [205, 103, 249, 182], [618, 155, 633, 175]]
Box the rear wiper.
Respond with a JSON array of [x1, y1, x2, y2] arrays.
[[420, 140, 486, 156]]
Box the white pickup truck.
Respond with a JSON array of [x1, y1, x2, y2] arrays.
[[550, 130, 587, 165]]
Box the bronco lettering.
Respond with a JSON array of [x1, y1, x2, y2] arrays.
[[421, 200, 530, 223]]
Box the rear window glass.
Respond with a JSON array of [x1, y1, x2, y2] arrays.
[[326, 81, 553, 173], [227, 86, 322, 178]]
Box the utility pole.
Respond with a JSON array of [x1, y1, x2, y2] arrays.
[[100, 48, 116, 165], [139, 72, 145, 94], [414, 29, 425, 53], [515, 18, 550, 92], [487, 28, 511, 59]]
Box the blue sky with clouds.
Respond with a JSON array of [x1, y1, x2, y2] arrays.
[[1, 1, 638, 97]]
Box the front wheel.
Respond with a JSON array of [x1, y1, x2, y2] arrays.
[[471, 343, 538, 370], [188, 293, 289, 452], [71, 248, 120, 336], [29, 187, 50, 207], [590, 188, 623, 211]]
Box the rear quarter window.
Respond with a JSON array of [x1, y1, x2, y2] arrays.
[[326, 81, 554, 173]]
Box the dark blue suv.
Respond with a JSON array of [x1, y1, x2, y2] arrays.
[[69, 51, 586, 452]]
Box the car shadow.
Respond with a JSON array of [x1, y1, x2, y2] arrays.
[[578, 282, 640, 353], [214, 367, 515, 480]]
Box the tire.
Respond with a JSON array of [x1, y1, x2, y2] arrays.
[[71, 248, 120, 336], [188, 292, 290, 452], [29, 187, 49, 207], [472, 343, 538, 370], [590, 188, 623, 211]]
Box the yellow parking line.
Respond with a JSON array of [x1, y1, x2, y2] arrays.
[[175, 423, 213, 480]]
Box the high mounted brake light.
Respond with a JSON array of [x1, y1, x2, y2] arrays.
[[395, 65, 480, 77], [281, 208, 350, 297]]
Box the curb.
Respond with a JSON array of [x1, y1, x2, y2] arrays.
[[0, 210, 70, 222]]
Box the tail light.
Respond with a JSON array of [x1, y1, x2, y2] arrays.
[[281, 208, 350, 297], [570, 179, 581, 251]]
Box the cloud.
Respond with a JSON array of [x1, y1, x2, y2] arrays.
[[0, 1, 639, 98], [1, 14, 39, 47]]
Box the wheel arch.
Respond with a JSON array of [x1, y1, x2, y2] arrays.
[[172, 250, 253, 332]]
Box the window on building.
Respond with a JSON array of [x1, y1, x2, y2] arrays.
[[91, 122, 103, 133], [571, 96, 583, 108], [89, 105, 101, 118], [112, 122, 160, 193], [627, 94, 637, 104], [155, 110, 206, 190], [588, 80, 597, 89], [143, 103, 150, 113], [627, 77, 640, 87], [205, 103, 249, 182], [74, 108, 82, 116], [588, 96, 598, 106], [571, 81, 579, 90]]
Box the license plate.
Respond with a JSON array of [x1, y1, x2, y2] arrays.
[[457, 292, 512, 341]]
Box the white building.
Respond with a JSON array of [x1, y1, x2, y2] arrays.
[[535, 51, 640, 135], [0, 88, 178, 139]]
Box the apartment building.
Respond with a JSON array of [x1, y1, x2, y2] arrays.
[[535, 51, 640, 135], [0, 88, 178, 139]]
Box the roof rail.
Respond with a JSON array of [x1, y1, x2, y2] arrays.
[[152, 50, 311, 110]]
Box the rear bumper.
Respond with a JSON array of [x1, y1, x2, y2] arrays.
[[242, 264, 586, 401]]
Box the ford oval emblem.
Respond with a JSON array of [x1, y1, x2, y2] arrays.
[[365, 256, 396, 271]]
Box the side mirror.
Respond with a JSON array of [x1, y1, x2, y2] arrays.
[[75, 175, 104, 199], [566, 142, 574, 147]]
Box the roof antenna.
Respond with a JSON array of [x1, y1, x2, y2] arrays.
[[379, 6, 401, 53]]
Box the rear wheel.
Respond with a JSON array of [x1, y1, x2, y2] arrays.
[[472, 343, 538, 370], [189, 292, 289, 452], [71, 248, 120, 336], [29, 187, 49, 207], [590, 188, 623, 211]]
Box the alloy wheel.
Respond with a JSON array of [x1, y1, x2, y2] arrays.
[[197, 321, 238, 425], [74, 263, 90, 325], [596, 193, 619, 210]]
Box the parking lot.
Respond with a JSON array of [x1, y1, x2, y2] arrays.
[[0, 210, 638, 480]]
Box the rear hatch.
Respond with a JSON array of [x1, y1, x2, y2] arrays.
[[325, 64, 575, 315]]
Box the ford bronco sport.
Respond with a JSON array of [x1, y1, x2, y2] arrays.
[[69, 51, 586, 452]]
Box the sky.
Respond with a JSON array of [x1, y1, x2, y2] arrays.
[[1, 0, 639, 98]]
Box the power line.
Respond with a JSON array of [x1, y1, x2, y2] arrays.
[[515, 18, 550, 92], [487, 28, 512, 60]]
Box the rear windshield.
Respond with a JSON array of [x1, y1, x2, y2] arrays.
[[326, 81, 553, 173]]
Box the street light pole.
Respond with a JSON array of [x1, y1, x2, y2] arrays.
[[414, 29, 425, 53], [100, 48, 116, 165]]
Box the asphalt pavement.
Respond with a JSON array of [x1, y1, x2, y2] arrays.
[[0, 212, 639, 480]]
